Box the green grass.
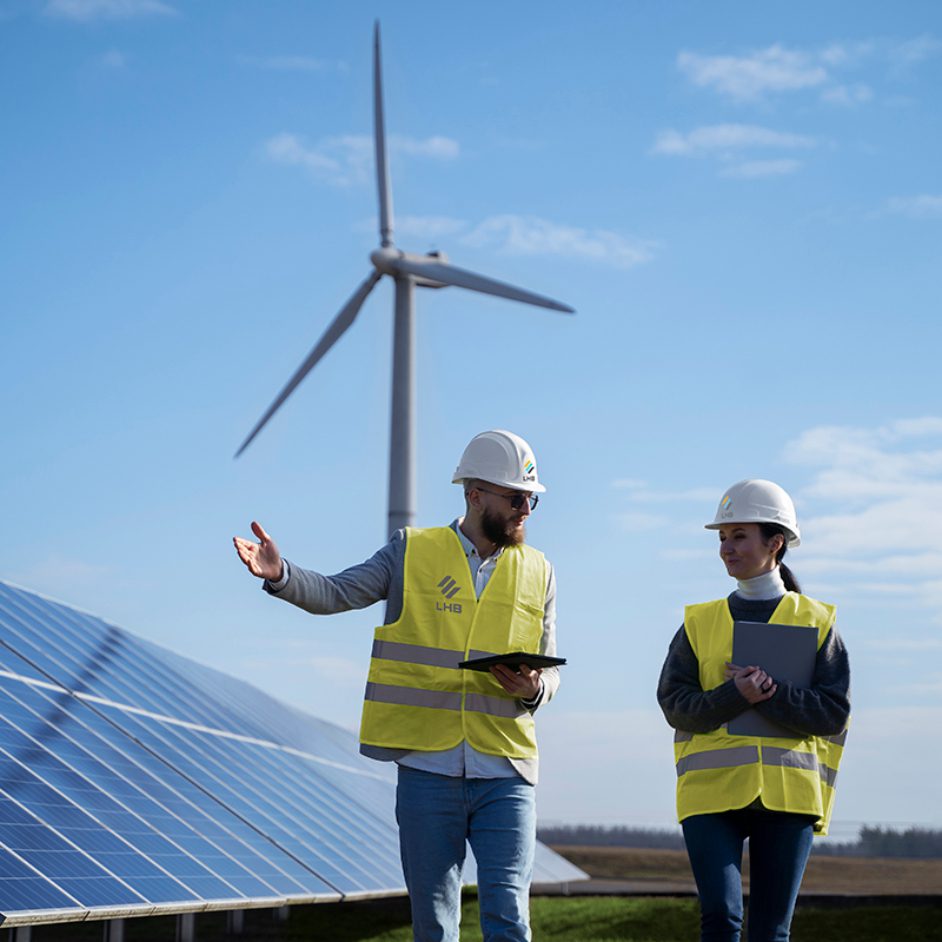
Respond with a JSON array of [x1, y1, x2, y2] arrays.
[[21, 894, 942, 941]]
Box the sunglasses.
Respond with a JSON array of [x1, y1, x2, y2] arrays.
[[474, 486, 539, 511]]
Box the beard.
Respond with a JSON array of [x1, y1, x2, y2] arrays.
[[481, 505, 526, 548]]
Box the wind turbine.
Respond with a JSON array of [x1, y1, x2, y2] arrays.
[[236, 22, 575, 536]]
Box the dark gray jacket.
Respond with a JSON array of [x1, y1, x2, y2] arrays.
[[657, 593, 850, 738]]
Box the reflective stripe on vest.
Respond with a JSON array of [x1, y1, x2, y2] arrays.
[[370, 639, 465, 669], [674, 742, 839, 789], [359, 526, 547, 757], [364, 681, 527, 719], [674, 593, 847, 835], [676, 745, 758, 776]]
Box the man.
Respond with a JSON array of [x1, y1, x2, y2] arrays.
[[233, 429, 559, 942]]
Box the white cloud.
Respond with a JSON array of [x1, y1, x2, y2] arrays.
[[46, 0, 175, 19], [265, 133, 354, 184], [358, 213, 652, 270], [390, 134, 459, 159], [613, 418, 942, 625], [264, 132, 458, 187], [461, 215, 656, 270], [652, 123, 815, 157], [265, 135, 649, 270], [818, 41, 875, 67], [889, 35, 942, 68], [821, 83, 874, 106], [677, 37, 938, 106], [266, 132, 652, 271], [652, 125, 813, 179], [789, 419, 942, 498], [677, 45, 829, 102], [892, 417, 942, 437], [886, 195, 942, 219], [804, 553, 942, 578], [722, 158, 802, 178], [785, 417, 942, 622]]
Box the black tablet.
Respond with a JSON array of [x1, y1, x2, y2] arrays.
[[457, 652, 567, 672]]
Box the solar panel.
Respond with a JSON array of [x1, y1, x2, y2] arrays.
[[0, 580, 586, 929]]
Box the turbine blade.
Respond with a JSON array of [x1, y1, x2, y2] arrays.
[[235, 271, 382, 458], [373, 21, 394, 247], [391, 257, 574, 313]]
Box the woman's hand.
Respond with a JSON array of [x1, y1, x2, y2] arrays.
[[725, 662, 777, 704]]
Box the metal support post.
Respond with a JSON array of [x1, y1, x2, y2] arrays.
[[175, 912, 195, 942], [103, 919, 125, 942]]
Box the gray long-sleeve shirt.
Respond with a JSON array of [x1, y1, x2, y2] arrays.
[[265, 520, 558, 784], [657, 593, 850, 738]]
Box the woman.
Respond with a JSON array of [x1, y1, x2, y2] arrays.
[[657, 479, 850, 942]]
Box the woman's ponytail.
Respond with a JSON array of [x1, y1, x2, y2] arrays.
[[779, 560, 801, 593], [759, 523, 802, 593]]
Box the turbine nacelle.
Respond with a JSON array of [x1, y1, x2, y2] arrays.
[[370, 247, 449, 288]]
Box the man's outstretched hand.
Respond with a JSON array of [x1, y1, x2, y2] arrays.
[[233, 521, 284, 582]]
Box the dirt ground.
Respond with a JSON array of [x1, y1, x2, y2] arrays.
[[551, 845, 942, 896]]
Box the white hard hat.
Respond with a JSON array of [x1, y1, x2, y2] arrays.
[[704, 479, 800, 547], [452, 429, 546, 493]]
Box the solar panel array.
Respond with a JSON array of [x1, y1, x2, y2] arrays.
[[0, 580, 586, 928]]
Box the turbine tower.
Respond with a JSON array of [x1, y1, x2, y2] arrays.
[[236, 23, 575, 536]]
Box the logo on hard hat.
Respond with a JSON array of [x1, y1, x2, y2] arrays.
[[524, 459, 535, 475]]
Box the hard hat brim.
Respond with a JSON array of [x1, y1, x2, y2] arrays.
[[453, 473, 546, 493], [704, 520, 800, 548]]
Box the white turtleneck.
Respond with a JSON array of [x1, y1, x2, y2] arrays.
[[735, 566, 786, 600]]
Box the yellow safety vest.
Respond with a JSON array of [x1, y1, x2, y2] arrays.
[[674, 593, 847, 835], [359, 526, 548, 757]]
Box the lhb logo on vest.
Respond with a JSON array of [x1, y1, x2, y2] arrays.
[[437, 576, 462, 613]]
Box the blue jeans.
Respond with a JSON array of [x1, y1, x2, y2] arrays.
[[395, 766, 536, 942], [682, 808, 816, 942]]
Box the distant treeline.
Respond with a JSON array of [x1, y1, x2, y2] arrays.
[[537, 824, 942, 859], [813, 826, 942, 859], [538, 825, 685, 851]]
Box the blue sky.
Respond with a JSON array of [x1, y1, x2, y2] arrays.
[[2, 0, 941, 836]]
